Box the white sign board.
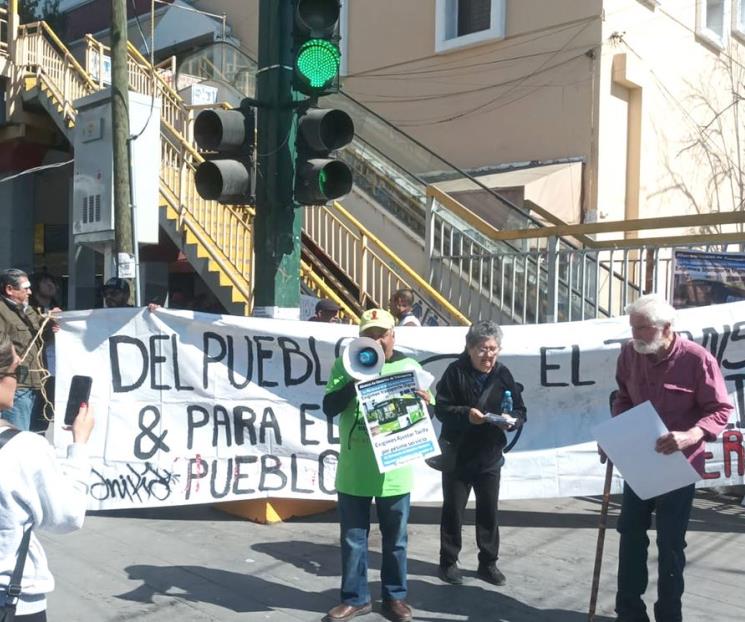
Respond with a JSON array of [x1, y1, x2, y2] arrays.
[[593, 401, 700, 499]]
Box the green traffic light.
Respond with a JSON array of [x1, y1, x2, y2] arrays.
[[296, 39, 341, 91]]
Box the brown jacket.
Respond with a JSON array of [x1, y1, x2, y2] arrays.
[[0, 297, 48, 389]]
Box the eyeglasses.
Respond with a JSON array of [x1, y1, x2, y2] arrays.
[[476, 346, 500, 356]]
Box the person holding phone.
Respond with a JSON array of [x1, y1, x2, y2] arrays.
[[0, 336, 94, 622]]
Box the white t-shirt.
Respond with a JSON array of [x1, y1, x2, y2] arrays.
[[398, 312, 421, 327]]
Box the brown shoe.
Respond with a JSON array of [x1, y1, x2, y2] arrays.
[[382, 599, 413, 622], [325, 602, 373, 622]]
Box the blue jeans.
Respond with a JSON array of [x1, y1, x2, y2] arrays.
[[616, 482, 696, 622], [337, 492, 410, 606], [0, 388, 40, 431]]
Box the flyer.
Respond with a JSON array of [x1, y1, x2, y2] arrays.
[[355, 370, 440, 473]]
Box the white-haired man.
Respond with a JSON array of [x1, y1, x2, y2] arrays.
[[607, 294, 732, 622]]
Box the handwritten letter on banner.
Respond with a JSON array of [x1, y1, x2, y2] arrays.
[[54, 303, 745, 510]]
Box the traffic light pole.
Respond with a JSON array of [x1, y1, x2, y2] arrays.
[[253, 0, 302, 319]]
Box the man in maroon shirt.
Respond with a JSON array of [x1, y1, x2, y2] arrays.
[[606, 294, 732, 622]]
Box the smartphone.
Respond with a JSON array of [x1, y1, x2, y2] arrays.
[[64, 375, 92, 426]]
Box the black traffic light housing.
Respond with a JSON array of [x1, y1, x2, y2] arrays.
[[292, 0, 342, 96], [193, 100, 255, 204], [294, 106, 354, 205]]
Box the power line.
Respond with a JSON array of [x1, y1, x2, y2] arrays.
[[0, 160, 74, 184], [346, 17, 600, 80], [384, 19, 596, 127], [348, 50, 592, 106]]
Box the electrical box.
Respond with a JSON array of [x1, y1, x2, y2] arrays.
[[72, 89, 161, 245]]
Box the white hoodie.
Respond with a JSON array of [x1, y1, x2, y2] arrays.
[[0, 429, 90, 615]]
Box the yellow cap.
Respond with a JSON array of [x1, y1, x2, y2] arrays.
[[359, 308, 395, 334]]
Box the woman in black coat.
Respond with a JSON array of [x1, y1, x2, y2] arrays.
[[434, 320, 526, 586]]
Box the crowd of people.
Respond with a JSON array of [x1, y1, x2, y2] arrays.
[[0, 269, 735, 622]]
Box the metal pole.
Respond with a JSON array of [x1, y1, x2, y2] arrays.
[[111, 0, 136, 303], [252, 0, 301, 319], [126, 138, 142, 306]]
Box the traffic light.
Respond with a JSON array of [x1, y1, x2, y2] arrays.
[[292, 0, 342, 96], [294, 106, 354, 205], [193, 100, 255, 204], [291, 0, 353, 205]]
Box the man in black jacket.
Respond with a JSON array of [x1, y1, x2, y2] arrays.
[[435, 320, 526, 587]]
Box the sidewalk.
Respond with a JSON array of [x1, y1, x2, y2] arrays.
[[41, 491, 744, 621]]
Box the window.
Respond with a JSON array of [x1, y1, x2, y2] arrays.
[[696, 0, 729, 48], [436, 0, 506, 53], [456, 0, 491, 37], [734, 0, 745, 37]]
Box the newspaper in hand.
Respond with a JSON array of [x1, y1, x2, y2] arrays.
[[485, 412, 518, 427]]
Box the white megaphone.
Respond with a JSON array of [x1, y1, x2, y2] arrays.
[[342, 336, 385, 380]]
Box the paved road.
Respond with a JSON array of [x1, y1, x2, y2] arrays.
[[40, 491, 744, 621]]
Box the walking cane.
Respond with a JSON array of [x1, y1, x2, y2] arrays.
[[588, 457, 614, 621]]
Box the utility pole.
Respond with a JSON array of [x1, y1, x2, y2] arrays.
[[252, 0, 301, 319], [111, 0, 136, 303]]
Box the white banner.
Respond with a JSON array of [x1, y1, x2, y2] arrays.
[[54, 303, 745, 510]]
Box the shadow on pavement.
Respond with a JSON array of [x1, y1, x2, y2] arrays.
[[116, 563, 335, 614], [116, 562, 614, 622]]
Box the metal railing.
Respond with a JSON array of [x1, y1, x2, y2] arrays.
[[299, 261, 359, 323], [427, 186, 745, 323], [305, 202, 469, 326], [16, 22, 97, 124]]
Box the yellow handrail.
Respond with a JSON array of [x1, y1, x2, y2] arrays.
[[428, 184, 745, 246], [300, 261, 360, 324], [28, 21, 97, 90], [331, 200, 470, 325]]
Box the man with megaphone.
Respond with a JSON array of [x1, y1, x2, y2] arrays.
[[323, 308, 432, 622]]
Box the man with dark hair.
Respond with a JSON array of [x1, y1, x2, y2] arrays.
[[102, 277, 133, 308], [309, 298, 341, 323], [390, 289, 421, 327], [0, 268, 55, 431]]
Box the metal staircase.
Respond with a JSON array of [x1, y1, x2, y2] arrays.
[[3, 21, 469, 325]]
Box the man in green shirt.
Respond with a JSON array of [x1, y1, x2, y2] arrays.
[[323, 308, 431, 622]]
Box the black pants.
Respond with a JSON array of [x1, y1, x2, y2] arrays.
[[439, 466, 501, 567], [15, 611, 47, 621], [616, 482, 695, 622]]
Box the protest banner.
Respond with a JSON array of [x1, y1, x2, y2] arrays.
[[53, 302, 745, 510]]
